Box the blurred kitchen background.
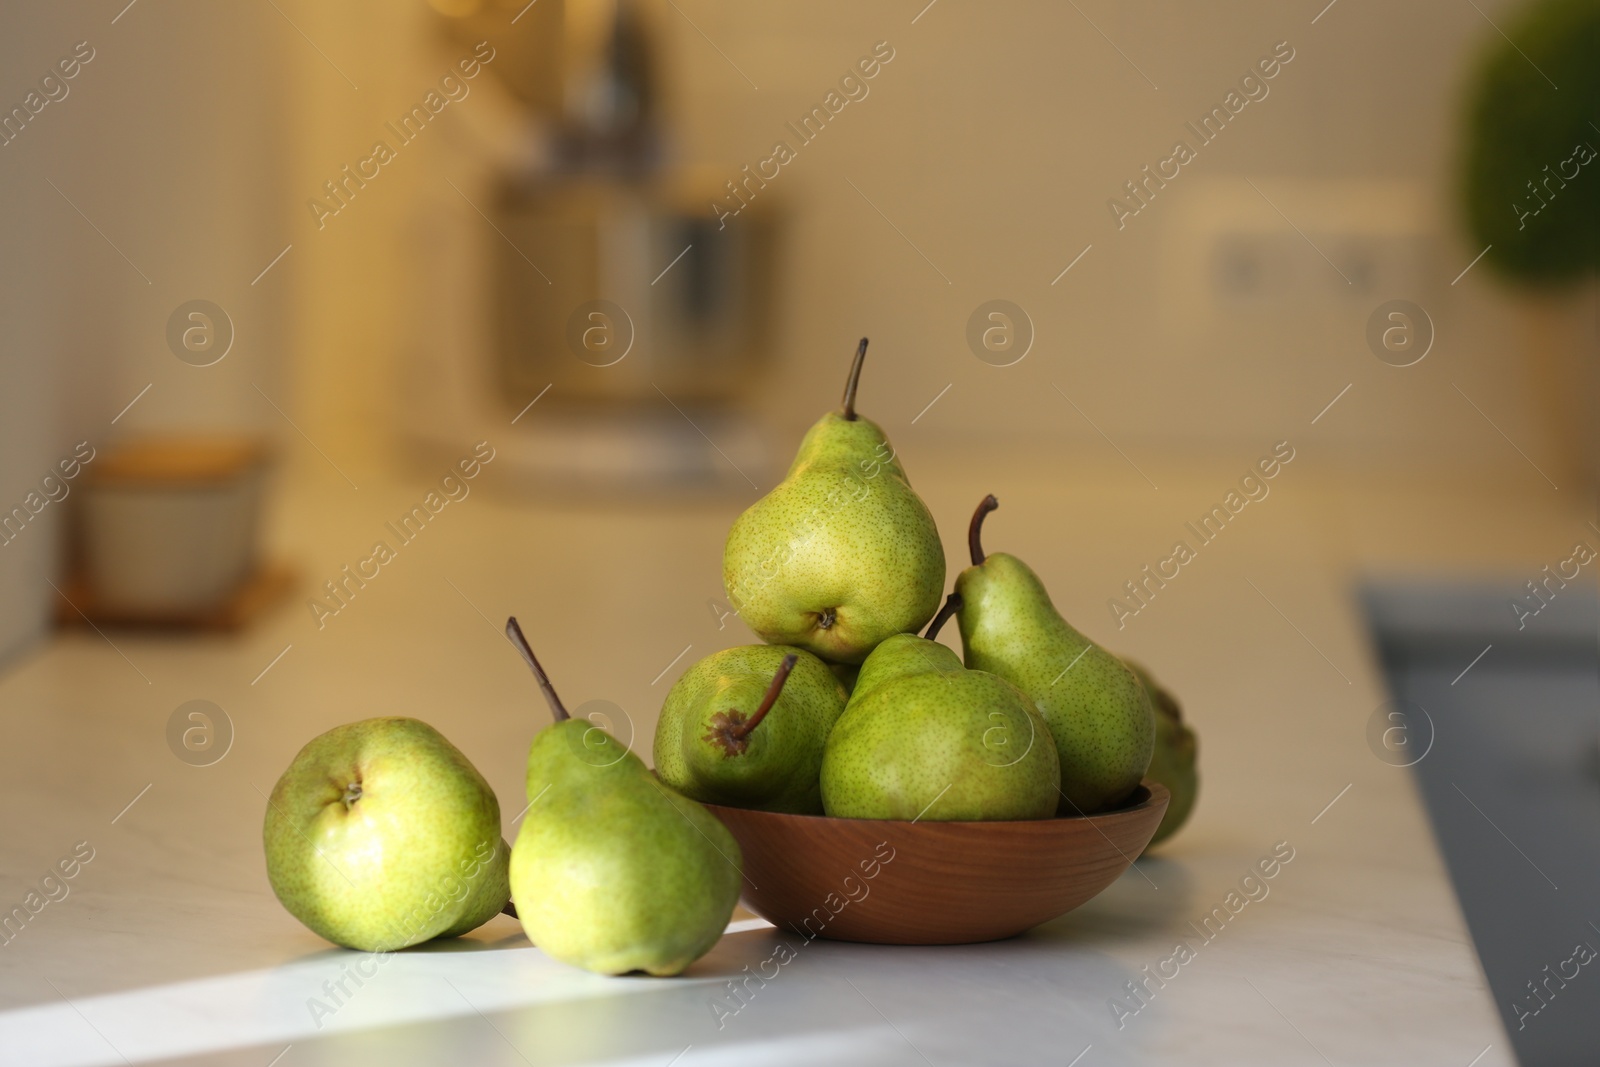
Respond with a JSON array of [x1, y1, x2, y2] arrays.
[[3, 0, 1595, 655], [1, 2, 1596, 1059], [1, 0, 1595, 675], [3, 0, 1594, 649]]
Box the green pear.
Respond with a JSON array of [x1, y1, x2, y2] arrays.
[[820, 598, 1060, 821], [263, 718, 511, 952], [438, 837, 513, 937], [654, 645, 847, 814], [1126, 660, 1198, 849], [504, 618, 741, 976], [955, 496, 1154, 814], [723, 339, 945, 664], [828, 661, 861, 697]]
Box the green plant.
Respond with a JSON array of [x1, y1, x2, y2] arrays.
[[1461, 0, 1600, 284]]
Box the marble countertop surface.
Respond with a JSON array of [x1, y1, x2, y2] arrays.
[[0, 450, 1581, 1066]]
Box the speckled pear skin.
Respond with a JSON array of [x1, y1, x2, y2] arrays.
[[511, 721, 741, 976], [848, 630, 962, 701], [653, 645, 847, 814], [263, 718, 510, 952], [828, 661, 861, 697], [439, 835, 512, 937], [723, 411, 945, 664], [1126, 661, 1198, 848], [820, 635, 1060, 821], [957, 555, 1155, 814]]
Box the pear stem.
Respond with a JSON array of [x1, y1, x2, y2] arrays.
[[731, 653, 798, 740], [505, 616, 570, 722], [841, 338, 868, 421], [924, 593, 962, 641], [968, 494, 999, 565]]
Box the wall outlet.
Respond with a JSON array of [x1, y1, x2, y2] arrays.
[[1162, 178, 1436, 331]]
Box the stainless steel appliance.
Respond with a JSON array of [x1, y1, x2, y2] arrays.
[[417, 0, 780, 491]]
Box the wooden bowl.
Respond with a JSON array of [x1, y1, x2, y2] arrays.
[[706, 782, 1168, 945]]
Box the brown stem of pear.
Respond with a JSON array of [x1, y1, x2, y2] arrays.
[[504, 616, 570, 722], [968, 494, 999, 565], [731, 653, 798, 740], [706, 653, 798, 756], [841, 338, 868, 421], [924, 593, 962, 641]]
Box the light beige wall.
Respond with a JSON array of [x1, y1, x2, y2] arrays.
[[24, 1, 293, 440], [21, 0, 1551, 500], [0, 0, 1574, 655], [278, 1, 430, 483], [657, 0, 1567, 483], [0, 1, 291, 654], [280, 0, 543, 485]]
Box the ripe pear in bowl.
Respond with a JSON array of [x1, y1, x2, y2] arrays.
[[955, 496, 1154, 814], [263, 718, 511, 952], [504, 619, 742, 977], [820, 597, 1060, 821], [723, 339, 945, 664], [654, 645, 847, 814], [1126, 659, 1198, 849]]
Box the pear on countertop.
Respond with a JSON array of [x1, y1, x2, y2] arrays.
[[504, 618, 741, 977], [263, 717, 512, 952]]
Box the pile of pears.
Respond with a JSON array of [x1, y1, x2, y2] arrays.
[[261, 339, 1197, 979], [263, 618, 747, 977], [656, 340, 1198, 832]]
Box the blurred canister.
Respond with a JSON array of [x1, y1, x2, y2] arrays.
[[493, 175, 778, 408], [79, 438, 269, 614]]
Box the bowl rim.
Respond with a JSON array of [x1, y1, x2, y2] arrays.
[[705, 779, 1170, 829]]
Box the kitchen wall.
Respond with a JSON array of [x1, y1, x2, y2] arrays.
[[266, 0, 1574, 490], [0, 0, 1582, 666], [662, 0, 1568, 478], [0, 0, 291, 660]]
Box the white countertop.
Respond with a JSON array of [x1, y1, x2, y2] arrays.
[[0, 449, 1578, 1066]]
